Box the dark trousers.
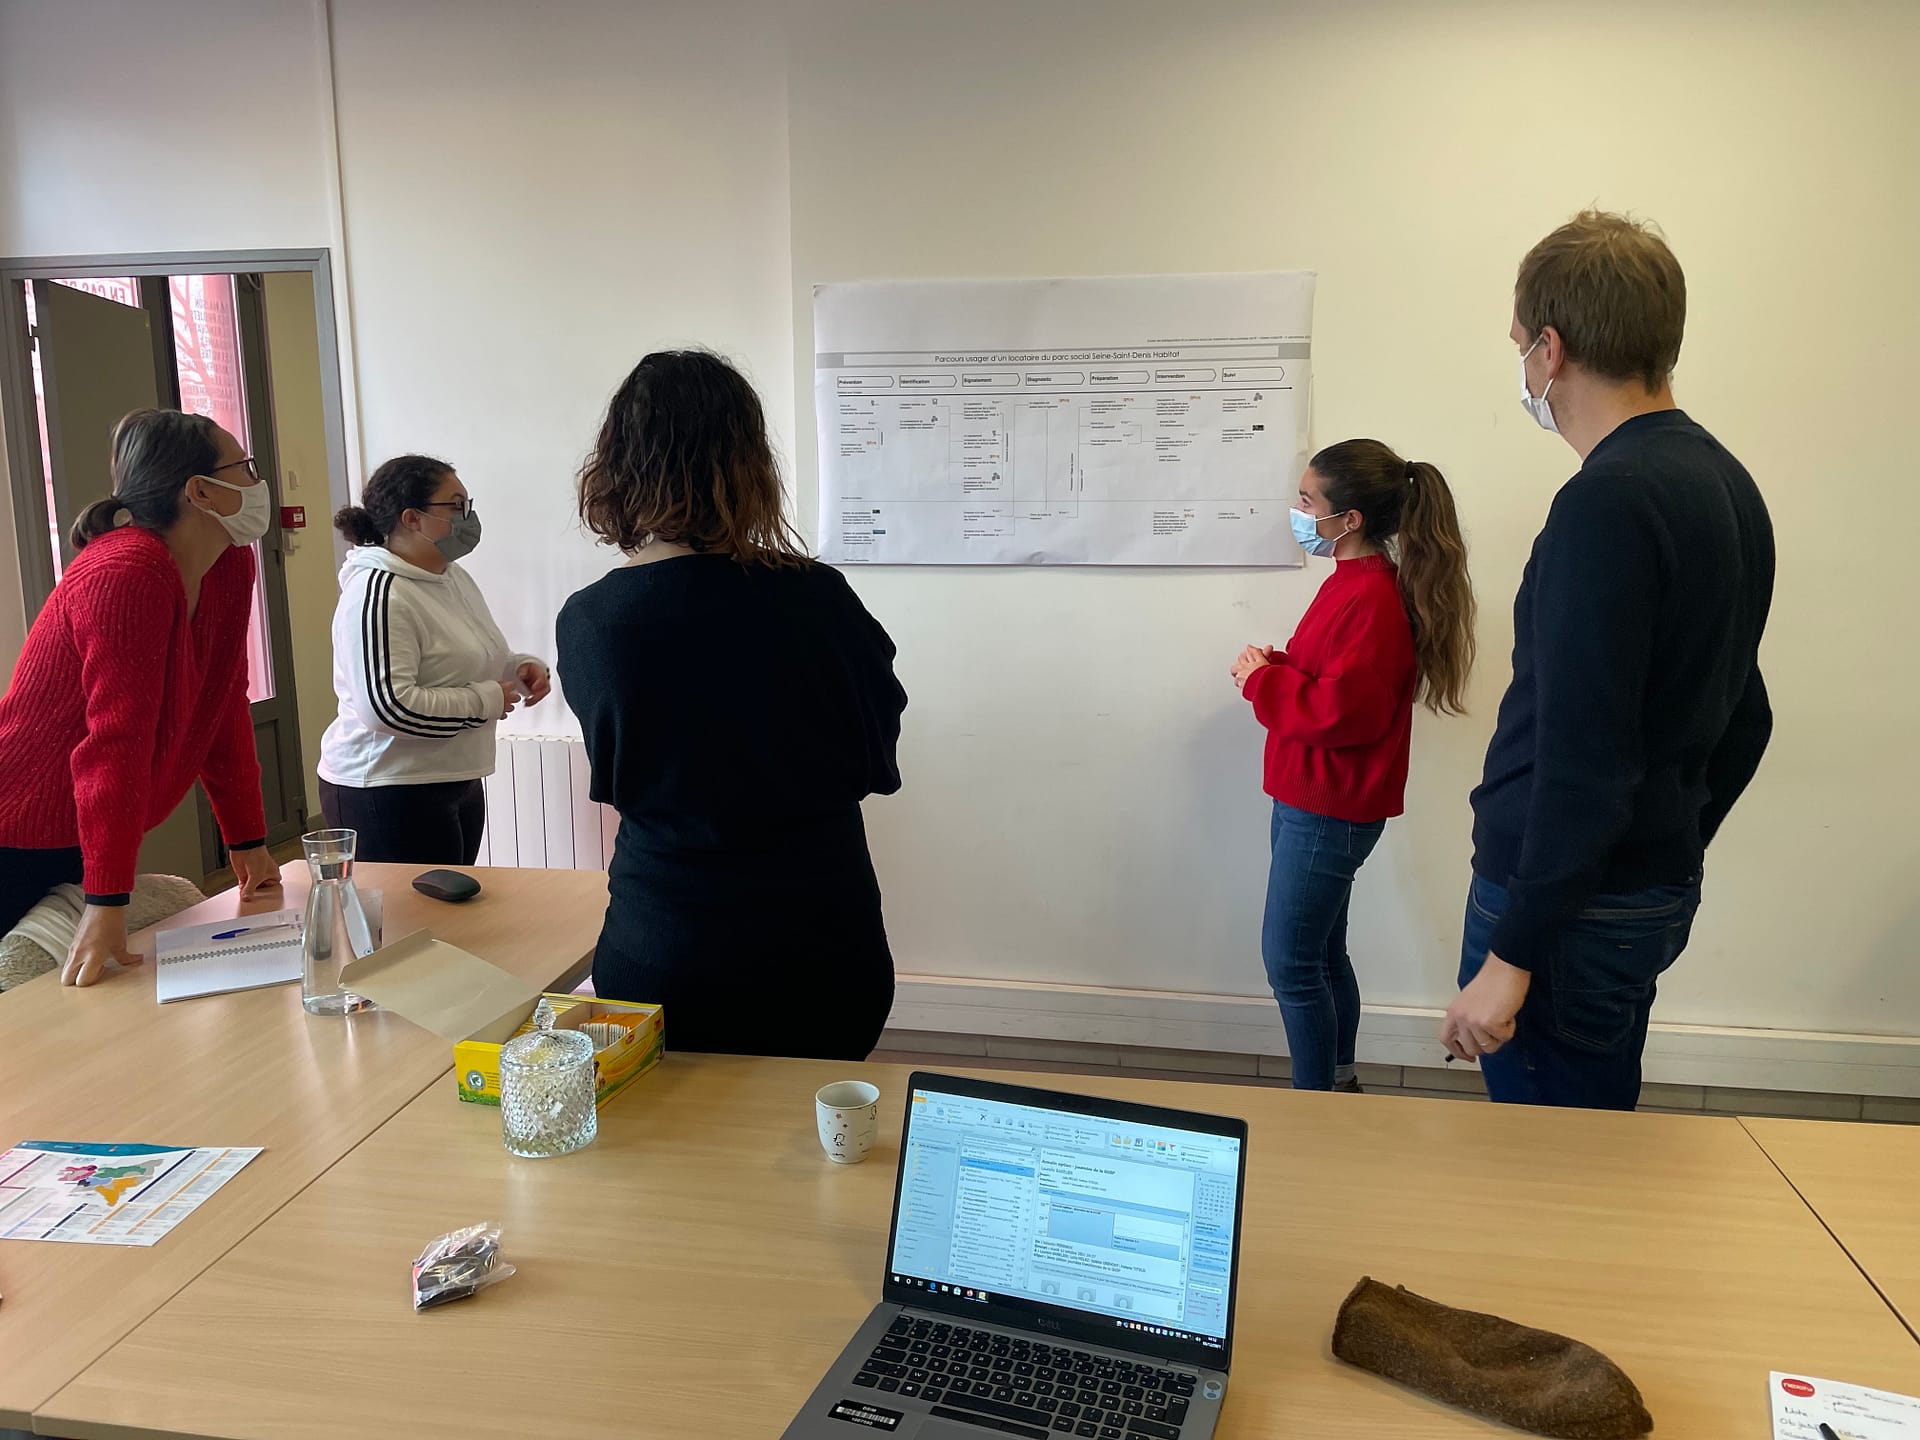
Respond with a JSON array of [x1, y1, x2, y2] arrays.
[[1260, 800, 1386, 1090], [1458, 872, 1702, 1111], [318, 778, 486, 867], [1, 845, 84, 936], [593, 814, 895, 1061]]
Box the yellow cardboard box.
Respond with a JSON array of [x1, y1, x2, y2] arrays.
[[339, 931, 663, 1107], [454, 994, 663, 1107]]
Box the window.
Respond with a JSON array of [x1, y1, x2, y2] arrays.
[[169, 275, 275, 703]]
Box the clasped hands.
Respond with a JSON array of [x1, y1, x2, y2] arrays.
[[1230, 643, 1275, 691]]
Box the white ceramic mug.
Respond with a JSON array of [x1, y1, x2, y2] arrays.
[[815, 1080, 881, 1164]]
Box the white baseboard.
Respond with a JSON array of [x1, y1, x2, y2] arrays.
[[890, 975, 1920, 1099]]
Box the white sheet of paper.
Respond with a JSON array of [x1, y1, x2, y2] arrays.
[[1772, 1372, 1920, 1439], [814, 272, 1315, 566]]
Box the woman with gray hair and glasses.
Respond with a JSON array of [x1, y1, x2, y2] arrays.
[[0, 407, 282, 986]]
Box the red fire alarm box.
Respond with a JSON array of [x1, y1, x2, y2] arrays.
[[281, 505, 307, 530]]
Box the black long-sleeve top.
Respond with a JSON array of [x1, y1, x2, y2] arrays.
[[1472, 409, 1775, 970], [558, 555, 906, 853]]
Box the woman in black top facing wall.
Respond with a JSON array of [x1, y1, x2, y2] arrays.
[[557, 350, 907, 1059]]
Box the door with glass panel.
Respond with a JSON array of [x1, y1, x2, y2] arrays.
[[21, 273, 308, 876]]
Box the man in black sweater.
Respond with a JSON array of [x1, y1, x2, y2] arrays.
[[1441, 211, 1775, 1110]]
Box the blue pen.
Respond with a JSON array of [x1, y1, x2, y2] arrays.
[[210, 923, 296, 942]]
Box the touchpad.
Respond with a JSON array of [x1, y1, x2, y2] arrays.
[[913, 1419, 1018, 1439], [913, 1411, 1047, 1439]]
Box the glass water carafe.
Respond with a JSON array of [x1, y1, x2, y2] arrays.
[[300, 828, 377, 1015]]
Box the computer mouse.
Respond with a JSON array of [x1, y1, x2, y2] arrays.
[[412, 869, 482, 903]]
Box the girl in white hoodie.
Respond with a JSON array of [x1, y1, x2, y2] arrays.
[[318, 455, 549, 864]]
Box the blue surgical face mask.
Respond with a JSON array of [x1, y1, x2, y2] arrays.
[[1290, 507, 1341, 558]]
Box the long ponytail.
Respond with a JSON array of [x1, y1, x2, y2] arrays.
[[1307, 439, 1476, 715], [1398, 461, 1476, 715]]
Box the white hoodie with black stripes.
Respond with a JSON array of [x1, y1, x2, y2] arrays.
[[318, 545, 545, 789]]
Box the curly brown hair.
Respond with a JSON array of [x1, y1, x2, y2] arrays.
[[577, 350, 808, 566], [335, 453, 454, 545]]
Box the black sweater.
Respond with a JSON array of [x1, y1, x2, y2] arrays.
[[1471, 410, 1774, 970], [557, 556, 906, 854]]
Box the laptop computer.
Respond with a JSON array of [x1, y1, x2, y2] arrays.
[[781, 1070, 1249, 1440]]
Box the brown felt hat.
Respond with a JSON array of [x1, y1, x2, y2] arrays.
[[1332, 1277, 1654, 1439]]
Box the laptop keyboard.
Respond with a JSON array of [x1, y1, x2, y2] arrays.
[[850, 1312, 1198, 1439]]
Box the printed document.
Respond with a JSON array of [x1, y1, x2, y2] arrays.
[[0, 1141, 262, 1246], [1772, 1371, 1920, 1439], [815, 272, 1314, 565]]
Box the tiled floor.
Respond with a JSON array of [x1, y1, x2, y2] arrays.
[[871, 1031, 1919, 1123]]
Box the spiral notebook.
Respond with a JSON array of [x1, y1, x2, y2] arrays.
[[154, 894, 384, 1004]]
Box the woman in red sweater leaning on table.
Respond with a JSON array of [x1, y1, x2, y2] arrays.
[[0, 408, 282, 986], [1230, 439, 1475, 1091]]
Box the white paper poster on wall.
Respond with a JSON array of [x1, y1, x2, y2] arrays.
[[814, 272, 1314, 565]]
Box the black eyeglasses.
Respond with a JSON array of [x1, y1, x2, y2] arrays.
[[422, 499, 474, 518], [213, 457, 260, 483]]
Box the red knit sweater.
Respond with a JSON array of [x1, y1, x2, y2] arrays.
[[0, 528, 267, 899], [1243, 554, 1417, 824]]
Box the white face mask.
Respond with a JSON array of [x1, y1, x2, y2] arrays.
[[1518, 334, 1558, 434], [196, 473, 271, 547]]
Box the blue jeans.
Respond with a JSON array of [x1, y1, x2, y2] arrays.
[[1261, 801, 1386, 1090], [1458, 873, 1702, 1111]]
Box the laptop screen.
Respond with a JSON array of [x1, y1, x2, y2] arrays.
[[883, 1074, 1245, 1364]]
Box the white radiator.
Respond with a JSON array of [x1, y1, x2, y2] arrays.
[[477, 737, 616, 870]]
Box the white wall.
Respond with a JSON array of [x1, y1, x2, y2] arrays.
[[0, 0, 340, 681], [789, 0, 1920, 1036], [0, 0, 795, 737], [326, 0, 795, 725], [0, 0, 334, 258], [4, 0, 1917, 1052]]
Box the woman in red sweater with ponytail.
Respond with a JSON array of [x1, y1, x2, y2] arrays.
[[1231, 439, 1475, 1090], [0, 408, 282, 986]]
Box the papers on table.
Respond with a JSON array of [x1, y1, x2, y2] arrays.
[[0, 1142, 262, 1246], [1773, 1372, 1920, 1438]]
